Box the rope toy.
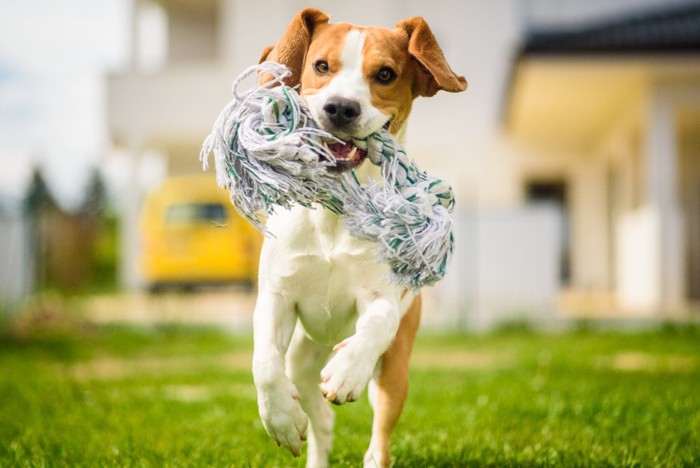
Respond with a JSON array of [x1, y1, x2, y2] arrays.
[[200, 62, 455, 289]]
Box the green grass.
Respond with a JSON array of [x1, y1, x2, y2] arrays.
[[1, 323, 699, 467]]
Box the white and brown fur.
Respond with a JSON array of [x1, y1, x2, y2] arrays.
[[252, 8, 467, 467]]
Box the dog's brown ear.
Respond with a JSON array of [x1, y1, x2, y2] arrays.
[[259, 8, 329, 86], [396, 16, 467, 97]]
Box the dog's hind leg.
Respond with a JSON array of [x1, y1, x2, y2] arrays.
[[287, 323, 334, 468], [364, 294, 421, 468]]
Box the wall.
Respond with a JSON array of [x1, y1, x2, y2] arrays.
[[680, 135, 700, 300]]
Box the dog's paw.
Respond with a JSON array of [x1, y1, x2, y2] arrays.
[[258, 381, 309, 457], [319, 339, 375, 405]]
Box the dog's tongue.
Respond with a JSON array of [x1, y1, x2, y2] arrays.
[[328, 141, 366, 166]]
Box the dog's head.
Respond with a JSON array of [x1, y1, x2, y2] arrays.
[[260, 8, 467, 170]]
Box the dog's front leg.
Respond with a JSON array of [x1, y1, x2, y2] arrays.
[[252, 292, 308, 457], [320, 296, 400, 405]]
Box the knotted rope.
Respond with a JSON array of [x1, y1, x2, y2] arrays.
[[200, 62, 455, 289]]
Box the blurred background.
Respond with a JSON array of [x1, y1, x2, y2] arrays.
[[1, 0, 699, 330]]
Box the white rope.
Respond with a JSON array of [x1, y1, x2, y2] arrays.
[[200, 61, 455, 289]]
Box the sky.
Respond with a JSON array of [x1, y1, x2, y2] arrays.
[[0, 0, 130, 208]]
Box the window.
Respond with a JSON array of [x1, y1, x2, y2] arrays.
[[165, 203, 227, 224]]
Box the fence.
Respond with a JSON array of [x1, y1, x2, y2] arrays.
[[433, 204, 564, 330], [0, 210, 34, 311]]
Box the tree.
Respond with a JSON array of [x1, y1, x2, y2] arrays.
[[23, 167, 57, 291], [24, 167, 57, 214], [80, 167, 107, 216]]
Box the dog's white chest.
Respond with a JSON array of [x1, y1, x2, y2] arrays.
[[259, 204, 392, 346]]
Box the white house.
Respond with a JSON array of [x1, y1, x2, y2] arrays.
[[507, 1, 700, 319], [107, 0, 699, 328]]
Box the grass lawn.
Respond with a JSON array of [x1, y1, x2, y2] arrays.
[[0, 319, 698, 467]]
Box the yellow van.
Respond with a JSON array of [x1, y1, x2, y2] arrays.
[[140, 175, 261, 291]]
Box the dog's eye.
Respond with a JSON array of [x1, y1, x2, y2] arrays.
[[375, 67, 397, 84], [314, 60, 330, 75]]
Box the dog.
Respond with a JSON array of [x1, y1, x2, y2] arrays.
[[252, 8, 467, 467]]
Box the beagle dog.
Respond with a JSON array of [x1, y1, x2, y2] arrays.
[[252, 8, 466, 467]]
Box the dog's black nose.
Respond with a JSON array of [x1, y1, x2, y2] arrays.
[[323, 97, 360, 127]]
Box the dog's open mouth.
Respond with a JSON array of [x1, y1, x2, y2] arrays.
[[326, 140, 367, 172]]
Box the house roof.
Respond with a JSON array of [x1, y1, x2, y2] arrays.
[[521, 2, 700, 56]]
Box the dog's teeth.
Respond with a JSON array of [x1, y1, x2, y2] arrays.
[[348, 146, 357, 159]]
